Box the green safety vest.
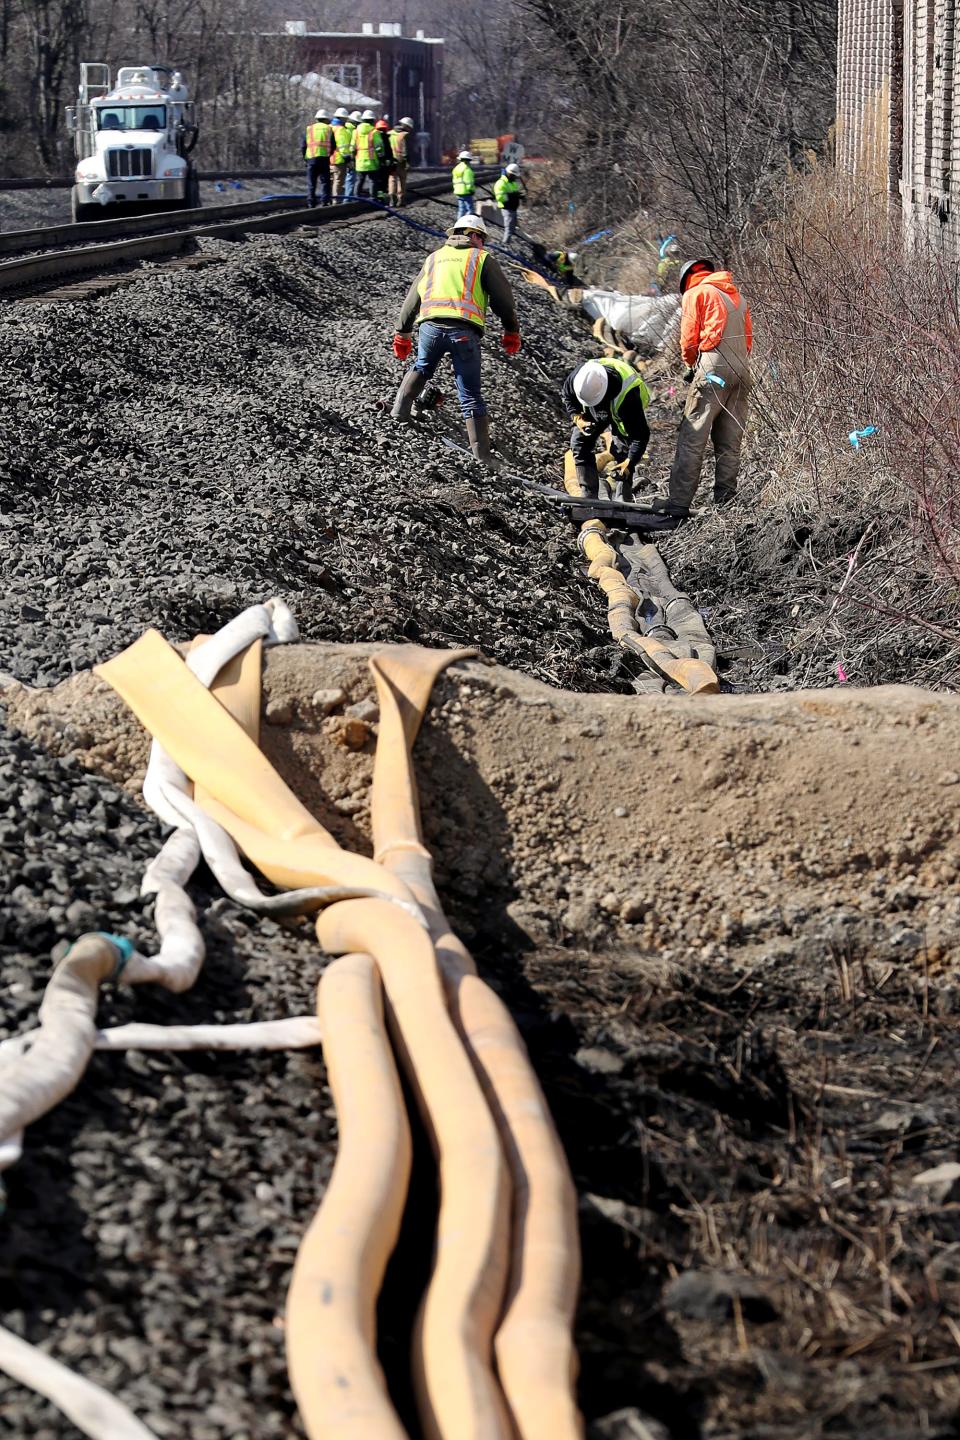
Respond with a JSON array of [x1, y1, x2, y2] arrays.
[[494, 174, 520, 207], [452, 161, 475, 196], [355, 123, 379, 171], [597, 357, 651, 437], [389, 127, 409, 161], [333, 124, 353, 163], [417, 243, 489, 330], [304, 122, 332, 159]]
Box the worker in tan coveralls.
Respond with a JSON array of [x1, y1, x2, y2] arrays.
[[662, 258, 752, 516]]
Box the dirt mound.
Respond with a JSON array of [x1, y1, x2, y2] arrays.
[[4, 647, 960, 1437]]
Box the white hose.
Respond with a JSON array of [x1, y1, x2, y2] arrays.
[[93, 1016, 323, 1050], [0, 1325, 159, 1440]]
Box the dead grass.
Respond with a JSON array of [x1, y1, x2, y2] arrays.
[[733, 165, 960, 684]]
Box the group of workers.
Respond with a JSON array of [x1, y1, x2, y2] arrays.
[[302, 109, 414, 207], [301, 114, 531, 249], [388, 213, 752, 513]]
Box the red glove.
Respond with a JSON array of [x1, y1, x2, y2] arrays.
[[501, 331, 522, 355], [393, 333, 412, 360]]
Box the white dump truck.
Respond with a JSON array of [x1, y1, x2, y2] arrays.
[[65, 63, 200, 223]]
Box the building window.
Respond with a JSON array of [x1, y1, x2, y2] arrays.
[[323, 64, 362, 90]]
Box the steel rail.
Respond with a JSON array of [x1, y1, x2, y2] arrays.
[[0, 173, 484, 298]]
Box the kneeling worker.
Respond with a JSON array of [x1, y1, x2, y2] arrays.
[[666, 258, 752, 513], [562, 357, 650, 502], [390, 213, 522, 465]]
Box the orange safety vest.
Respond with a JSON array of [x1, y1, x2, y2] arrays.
[[417, 243, 489, 330], [305, 122, 332, 159]]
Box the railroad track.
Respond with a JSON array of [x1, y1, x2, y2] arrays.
[[0, 169, 494, 301]]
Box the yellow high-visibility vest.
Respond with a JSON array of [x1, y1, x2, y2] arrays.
[[305, 122, 332, 159], [389, 128, 408, 161], [333, 125, 354, 163], [452, 161, 475, 196], [355, 123, 379, 172], [597, 357, 651, 436], [417, 243, 489, 329], [494, 174, 521, 207]]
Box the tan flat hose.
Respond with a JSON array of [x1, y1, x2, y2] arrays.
[[563, 451, 719, 695], [97, 631, 514, 1440], [315, 898, 513, 1440], [370, 647, 584, 1440], [287, 953, 411, 1439]]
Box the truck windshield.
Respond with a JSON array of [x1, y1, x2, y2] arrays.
[[97, 106, 166, 131]]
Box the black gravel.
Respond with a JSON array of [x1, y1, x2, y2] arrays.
[[0, 204, 621, 1438], [0, 200, 621, 692]]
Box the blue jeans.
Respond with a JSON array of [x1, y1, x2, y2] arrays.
[[415, 322, 485, 418], [344, 166, 356, 199], [456, 195, 474, 219]]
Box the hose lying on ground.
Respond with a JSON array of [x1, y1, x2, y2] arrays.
[[564, 450, 719, 695]]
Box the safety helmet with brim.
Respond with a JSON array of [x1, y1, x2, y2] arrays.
[[573, 360, 610, 408], [505, 162, 522, 176], [349, 110, 362, 121], [361, 109, 377, 121], [334, 106, 349, 118], [314, 109, 329, 120], [399, 116, 414, 128], [457, 149, 474, 161], [451, 213, 488, 236], [678, 258, 718, 293]]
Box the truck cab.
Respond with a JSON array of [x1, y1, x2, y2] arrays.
[[66, 63, 200, 223]]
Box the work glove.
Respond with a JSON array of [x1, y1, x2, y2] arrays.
[[611, 457, 632, 478], [572, 414, 592, 432], [683, 366, 695, 383], [393, 333, 412, 360], [501, 331, 522, 355]]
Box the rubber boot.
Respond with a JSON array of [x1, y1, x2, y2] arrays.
[[614, 474, 634, 505], [714, 485, 737, 506], [390, 368, 426, 422], [465, 414, 500, 469], [574, 462, 600, 499]]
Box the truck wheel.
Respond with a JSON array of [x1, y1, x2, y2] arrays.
[[71, 194, 96, 224]]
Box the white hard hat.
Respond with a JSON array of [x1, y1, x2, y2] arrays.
[[452, 212, 488, 236], [334, 106, 349, 119], [505, 162, 522, 176], [399, 116, 414, 128], [349, 110, 362, 122], [458, 149, 473, 161], [567, 251, 579, 261], [315, 109, 329, 120], [361, 108, 376, 121], [573, 361, 609, 407]]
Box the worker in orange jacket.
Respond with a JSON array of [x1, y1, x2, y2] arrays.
[[664, 258, 752, 515]]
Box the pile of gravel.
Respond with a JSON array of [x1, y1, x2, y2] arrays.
[[0, 200, 626, 692], [0, 204, 622, 1438]]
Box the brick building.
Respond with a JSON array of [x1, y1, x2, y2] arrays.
[[282, 20, 444, 164], [837, 0, 960, 249]]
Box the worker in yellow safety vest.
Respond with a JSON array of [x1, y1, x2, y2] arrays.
[[562, 356, 651, 502], [354, 110, 385, 199], [330, 107, 354, 202], [493, 162, 524, 243], [452, 150, 476, 219], [302, 109, 334, 207], [388, 116, 414, 206], [390, 212, 521, 466]]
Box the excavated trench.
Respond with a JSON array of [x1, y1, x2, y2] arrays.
[[2, 201, 960, 1439]]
